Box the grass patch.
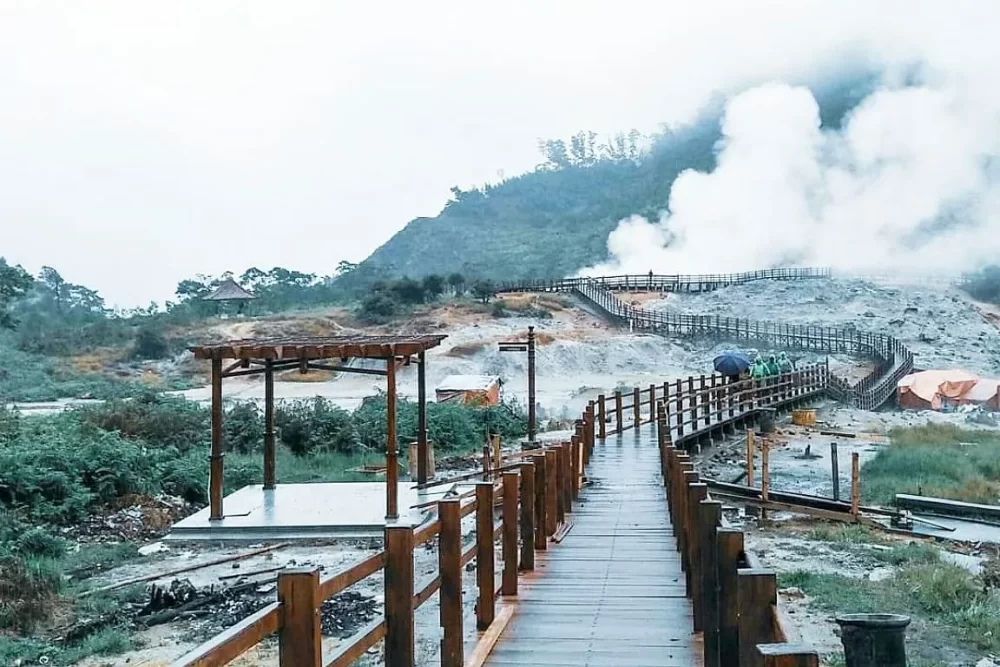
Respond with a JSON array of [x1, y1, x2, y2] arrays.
[[862, 424, 1000, 504], [783, 557, 1000, 661]]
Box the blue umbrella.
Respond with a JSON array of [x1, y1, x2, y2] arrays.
[[713, 351, 751, 376]]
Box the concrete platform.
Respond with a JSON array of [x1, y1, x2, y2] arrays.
[[167, 482, 449, 541]]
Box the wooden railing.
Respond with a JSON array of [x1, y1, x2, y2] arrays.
[[656, 399, 821, 667], [588, 364, 828, 448], [169, 437, 593, 667], [495, 267, 831, 294], [571, 279, 913, 411]]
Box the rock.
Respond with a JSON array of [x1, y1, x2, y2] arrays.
[[138, 541, 169, 556], [863, 311, 876, 318], [888, 318, 904, 326], [779, 587, 805, 599], [975, 659, 997, 667]]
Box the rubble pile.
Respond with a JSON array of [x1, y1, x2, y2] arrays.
[[67, 494, 193, 542]]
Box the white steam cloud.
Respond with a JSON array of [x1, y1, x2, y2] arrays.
[[583, 72, 1000, 278]]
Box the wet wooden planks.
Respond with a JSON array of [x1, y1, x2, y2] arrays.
[[486, 425, 699, 667]]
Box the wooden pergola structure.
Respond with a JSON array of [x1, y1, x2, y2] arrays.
[[189, 335, 447, 521]]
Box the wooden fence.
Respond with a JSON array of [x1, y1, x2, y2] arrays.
[[496, 267, 830, 294], [572, 279, 913, 411], [656, 397, 821, 667], [169, 436, 593, 667]]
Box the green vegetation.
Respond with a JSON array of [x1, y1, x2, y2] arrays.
[[862, 423, 1000, 504], [0, 391, 524, 663]]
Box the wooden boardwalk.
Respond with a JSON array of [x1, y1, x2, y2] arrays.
[[486, 424, 700, 667]]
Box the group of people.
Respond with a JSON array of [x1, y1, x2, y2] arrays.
[[750, 352, 795, 379]]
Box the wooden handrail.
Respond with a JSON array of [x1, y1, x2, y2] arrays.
[[170, 602, 281, 667], [317, 552, 385, 601], [324, 619, 386, 667]]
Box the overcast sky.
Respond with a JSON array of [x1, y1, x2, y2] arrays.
[[0, 1, 989, 307]]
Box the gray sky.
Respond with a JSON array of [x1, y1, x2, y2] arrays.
[[0, 1, 987, 307]]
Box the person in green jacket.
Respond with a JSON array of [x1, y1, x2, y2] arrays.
[[777, 351, 794, 374], [750, 355, 768, 379], [765, 354, 781, 377]]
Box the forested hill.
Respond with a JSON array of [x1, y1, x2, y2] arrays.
[[350, 72, 878, 285]]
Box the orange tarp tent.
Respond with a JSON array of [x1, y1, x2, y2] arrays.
[[897, 370, 986, 410]]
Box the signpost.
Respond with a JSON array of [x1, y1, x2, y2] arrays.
[[499, 326, 536, 443]]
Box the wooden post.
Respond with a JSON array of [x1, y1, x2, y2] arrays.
[[519, 462, 535, 569], [502, 472, 519, 596], [570, 437, 580, 499], [746, 429, 755, 487], [675, 460, 693, 551], [532, 454, 547, 551], [831, 442, 840, 502], [492, 435, 502, 475], [438, 499, 463, 667], [386, 358, 399, 520], [417, 350, 428, 485], [277, 568, 322, 667], [757, 645, 820, 667], [649, 383, 657, 424], [475, 482, 495, 630], [597, 394, 606, 439], [761, 440, 770, 506], [554, 445, 565, 525], [738, 570, 778, 667], [687, 483, 708, 631], [633, 386, 641, 427], [385, 523, 415, 666], [687, 376, 696, 433], [718, 529, 745, 667], [562, 443, 573, 510], [545, 449, 558, 536], [527, 326, 537, 442], [263, 359, 276, 490], [701, 375, 709, 427], [676, 378, 684, 439], [851, 452, 860, 518], [615, 391, 623, 433], [209, 356, 224, 521], [701, 500, 723, 667]]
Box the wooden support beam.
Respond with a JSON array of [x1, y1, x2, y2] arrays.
[[438, 499, 463, 667], [738, 569, 778, 667], [519, 462, 535, 570], [545, 449, 558, 537], [277, 568, 322, 667], [417, 350, 428, 485], [385, 524, 415, 667], [501, 472, 519, 596], [597, 394, 606, 439], [718, 529, 745, 667], [263, 360, 275, 490], [210, 357, 224, 521], [701, 500, 723, 667], [687, 483, 708, 631], [476, 482, 496, 630], [386, 358, 399, 520], [851, 452, 860, 518], [532, 454, 547, 551]]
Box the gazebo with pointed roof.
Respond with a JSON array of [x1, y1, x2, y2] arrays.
[[203, 278, 255, 303]]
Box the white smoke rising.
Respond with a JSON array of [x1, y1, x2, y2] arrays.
[[583, 70, 1000, 278]]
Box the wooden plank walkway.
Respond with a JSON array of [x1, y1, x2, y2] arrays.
[[486, 424, 700, 667]]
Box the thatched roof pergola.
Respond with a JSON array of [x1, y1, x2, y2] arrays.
[[203, 278, 255, 302], [190, 334, 447, 521]]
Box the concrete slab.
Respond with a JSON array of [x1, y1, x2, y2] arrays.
[[167, 482, 450, 541]]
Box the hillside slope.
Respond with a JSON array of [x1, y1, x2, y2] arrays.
[[352, 71, 878, 284]]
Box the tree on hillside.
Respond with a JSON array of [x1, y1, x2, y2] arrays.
[[448, 273, 466, 295], [471, 280, 495, 304], [537, 139, 571, 170], [390, 278, 426, 304], [0, 258, 34, 329], [336, 260, 358, 277], [422, 274, 445, 300]]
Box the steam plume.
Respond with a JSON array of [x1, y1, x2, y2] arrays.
[[582, 73, 1000, 278]]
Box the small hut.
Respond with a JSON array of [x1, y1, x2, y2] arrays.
[[435, 375, 501, 406], [203, 279, 255, 315]]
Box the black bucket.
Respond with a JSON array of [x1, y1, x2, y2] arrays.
[[758, 408, 777, 434], [836, 613, 910, 667]]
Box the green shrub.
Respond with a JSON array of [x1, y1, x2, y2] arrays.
[[130, 327, 170, 360], [276, 398, 358, 455], [78, 392, 208, 452], [224, 401, 265, 454]]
